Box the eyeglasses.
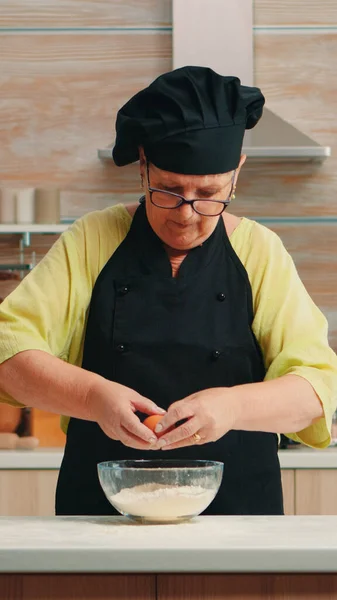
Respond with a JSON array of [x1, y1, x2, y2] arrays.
[[146, 160, 236, 217]]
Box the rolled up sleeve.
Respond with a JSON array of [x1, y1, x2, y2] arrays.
[[0, 218, 93, 406], [245, 222, 337, 448]]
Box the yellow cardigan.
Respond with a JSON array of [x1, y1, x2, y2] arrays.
[[0, 204, 336, 446]]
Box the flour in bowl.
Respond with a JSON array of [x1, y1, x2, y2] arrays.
[[110, 483, 215, 521]]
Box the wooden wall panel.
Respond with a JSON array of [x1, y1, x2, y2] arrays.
[[267, 223, 337, 351], [235, 163, 337, 218], [1, 1, 337, 446], [255, 34, 337, 147], [0, 232, 60, 298], [61, 191, 134, 219], [0, 32, 171, 188], [1, 222, 336, 352], [0, 233, 59, 263], [255, 0, 337, 26], [1, 32, 336, 217], [250, 33, 337, 219], [4, 1, 337, 29], [0, 0, 171, 28], [4, 0, 337, 29]]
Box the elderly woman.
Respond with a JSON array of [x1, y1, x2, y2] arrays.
[[0, 66, 336, 516]]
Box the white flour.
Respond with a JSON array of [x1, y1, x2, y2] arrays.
[[110, 483, 215, 521]]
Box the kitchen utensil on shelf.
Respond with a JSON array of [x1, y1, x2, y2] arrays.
[[0, 188, 16, 224], [16, 188, 35, 224], [34, 188, 60, 224]]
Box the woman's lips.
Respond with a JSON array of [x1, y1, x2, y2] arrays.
[[168, 220, 191, 229]]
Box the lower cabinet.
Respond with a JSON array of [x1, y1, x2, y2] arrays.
[[156, 574, 337, 599], [281, 470, 337, 515], [1, 573, 337, 599], [0, 469, 336, 516], [0, 574, 156, 599], [295, 470, 337, 515], [0, 470, 58, 516], [281, 469, 295, 515]]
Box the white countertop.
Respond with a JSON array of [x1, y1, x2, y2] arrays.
[[1, 515, 337, 573], [0, 447, 64, 469], [1, 447, 337, 470], [279, 447, 337, 469]]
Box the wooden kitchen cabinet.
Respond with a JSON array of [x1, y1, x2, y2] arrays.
[[281, 470, 295, 515], [0, 468, 336, 517], [295, 470, 337, 515], [0, 470, 58, 516], [0, 469, 295, 517], [2, 573, 337, 600], [156, 574, 337, 600], [0, 575, 156, 600]]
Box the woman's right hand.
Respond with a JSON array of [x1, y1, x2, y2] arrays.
[[86, 376, 166, 450]]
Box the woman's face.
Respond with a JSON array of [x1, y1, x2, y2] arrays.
[[140, 152, 245, 251]]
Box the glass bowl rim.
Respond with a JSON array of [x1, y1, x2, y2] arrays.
[[97, 459, 224, 471]]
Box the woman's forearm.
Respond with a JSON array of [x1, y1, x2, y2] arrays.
[[0, 350, 168, 448], [0, 350, 102, 420], [233, 374, 324, 433], [0, 354, 325, 436]]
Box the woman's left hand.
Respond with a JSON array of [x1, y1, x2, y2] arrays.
[[152, 388, 240, 450]]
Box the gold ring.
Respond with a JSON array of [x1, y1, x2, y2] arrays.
[[193, 432, 202, 443]]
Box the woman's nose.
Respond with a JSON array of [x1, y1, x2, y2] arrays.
[[176, 199, 194, 219]]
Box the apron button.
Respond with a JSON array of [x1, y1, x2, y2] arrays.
[[217, 292, 226, 301], [212, 350, 221, 359], [118, 286, 130, 295], [116, 344, 127, 353]]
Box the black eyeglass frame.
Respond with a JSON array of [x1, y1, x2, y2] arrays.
[[145, 160, 236, 216]]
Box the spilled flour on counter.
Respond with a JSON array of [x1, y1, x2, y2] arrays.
[[110, 483, 215, 520]]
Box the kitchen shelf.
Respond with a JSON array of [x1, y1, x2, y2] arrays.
[[0, 224, 68, 234], [0, 264, 32, 271], [0, 224, 69, 249]]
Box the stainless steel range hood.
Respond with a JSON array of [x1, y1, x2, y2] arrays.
[[98, 0, 330, 163], [172, 0, 330, 163], [240, 108, 330, 162]]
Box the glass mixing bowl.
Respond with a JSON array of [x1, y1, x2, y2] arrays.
[[97, 459, 223, 524]]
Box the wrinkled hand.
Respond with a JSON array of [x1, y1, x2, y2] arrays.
[[152, 388, 239, 451], [86, 377, 165, 450]]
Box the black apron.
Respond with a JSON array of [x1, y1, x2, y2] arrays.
[[56, 202, 283, 516]]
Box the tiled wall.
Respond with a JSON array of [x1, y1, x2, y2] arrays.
[[0, 1, 336, 445]]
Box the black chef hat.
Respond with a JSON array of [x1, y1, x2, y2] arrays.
[[112, 66, 265, 175]]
